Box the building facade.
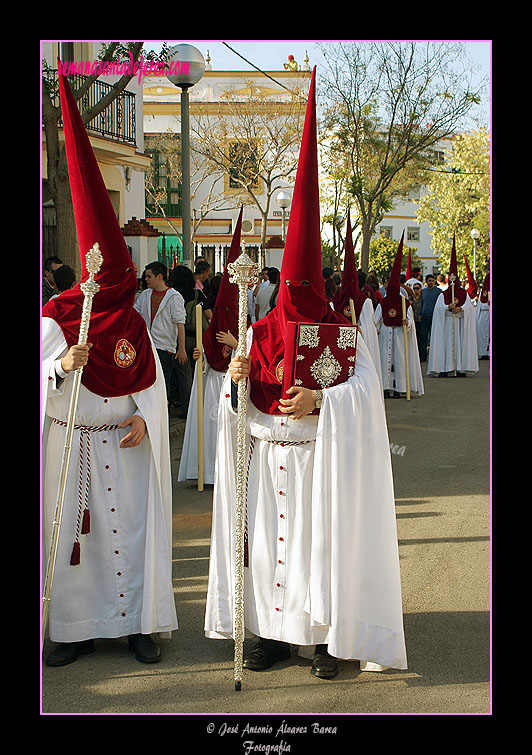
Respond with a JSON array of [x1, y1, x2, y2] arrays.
[[142, 61, 312, 271]]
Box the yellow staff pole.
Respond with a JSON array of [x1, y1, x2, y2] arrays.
[[349, 297, 357, 327], [195, 303, 204, 491], [401, 295, 411, 400]]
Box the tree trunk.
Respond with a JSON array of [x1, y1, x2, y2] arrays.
[[359, 218, 373, 273], [43, 92, 80, 277], [54, 176, 79, 277]]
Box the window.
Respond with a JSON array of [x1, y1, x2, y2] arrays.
[[407, 227, 420, 242], [379, 227, 393, 239], [145, 140, 182, 218]]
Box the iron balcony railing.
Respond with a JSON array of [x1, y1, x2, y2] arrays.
[[44, 69, 137, 146]]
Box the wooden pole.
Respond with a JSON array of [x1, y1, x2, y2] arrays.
[[349, 297, 357, 327], [196, 303, 204, 491]]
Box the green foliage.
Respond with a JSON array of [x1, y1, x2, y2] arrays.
[[367, 236, 421, 280], [416, 129, 490, 277]]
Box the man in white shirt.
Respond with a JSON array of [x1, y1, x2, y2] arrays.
[[134, 261, 187, 401], [255, 266, 279, 320]]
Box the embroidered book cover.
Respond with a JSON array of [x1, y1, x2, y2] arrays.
[[281, 321, 358, 415]]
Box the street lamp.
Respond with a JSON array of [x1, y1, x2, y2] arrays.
[[276, 190, 291, 241], [166, 44, 205, 267], [470, 228, 480, 280]]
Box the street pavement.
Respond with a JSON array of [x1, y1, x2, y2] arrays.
[[41, 358, 491, 724]]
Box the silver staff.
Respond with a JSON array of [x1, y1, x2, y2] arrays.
[[227, 243, 259, 691], [42, 243, 104, 646], [449, 273, 457, 376]]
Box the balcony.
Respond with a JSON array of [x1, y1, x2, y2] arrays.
[[43, 70, 137, 146]]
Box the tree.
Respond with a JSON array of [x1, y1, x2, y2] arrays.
[[317, 41, 488, 272], [190, 77, 309, 249], [416, 129, 490, 278], [368, 236, 420, 281], [42, 42, 164, 274]]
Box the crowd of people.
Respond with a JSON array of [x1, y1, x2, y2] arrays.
[[42, 67, 489, 684]]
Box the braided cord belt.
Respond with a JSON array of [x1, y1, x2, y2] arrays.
[[261, 438, 316, 446], [51, 419, 120, 565]]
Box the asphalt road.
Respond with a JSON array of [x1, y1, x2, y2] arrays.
[[41, 358, 491, 726]]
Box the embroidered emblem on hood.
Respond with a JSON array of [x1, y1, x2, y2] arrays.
[[114, 339, 136, 368]]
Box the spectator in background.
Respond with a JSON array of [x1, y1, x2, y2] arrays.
[[365, 271, 384, 309], [325, 276, 337, 299], [43, 256, 63, 305], [194, 260, 211, 298], [169, 264, 211, 418], [255, 266, 279, 320], [247, 282, 256, 324], [253, 267, 270, 303], [268, 274, 280, 313], [134, 261, 187, 404], [206, 273, 222, 311], [258, 267, 270, 290], [418, 274, 442, 362], [437, 274, 448, 291], [379, 275, 388, 298], [50, 264, 76, 296], [410, 281, 423, 355]]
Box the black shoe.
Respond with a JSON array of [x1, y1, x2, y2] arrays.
[[311, 644, 338, 679], [128, 634, 162, 663], [243, 638, 291, 670], [45, 639, 95, 667], [392, 391, 401, 399]]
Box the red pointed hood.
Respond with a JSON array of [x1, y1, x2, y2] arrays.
[[332, 210, 367, 321], [274, 66, 334, 332], [248, 67, 348, 415], [42, 67, 156, 397], [381, 232, 410, 326], [443, 236, 467, 306], [406, 246, 412, 279], [463, 254, 478, 298], [480, 271, 490, 303], [202, 207, 243, 371]]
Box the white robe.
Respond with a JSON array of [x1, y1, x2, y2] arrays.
[[358, 298, 382, 387], [204, 329, 407, 670], [374, 298, 424, 395], [427, 294, 479, 375], [42, 317, 178, 643], [476, 299, 490, 357], [178, 357, 225, 485]]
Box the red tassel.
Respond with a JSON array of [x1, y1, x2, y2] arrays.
[[70, 541, 80, 566], [81, 508, 90, 534]]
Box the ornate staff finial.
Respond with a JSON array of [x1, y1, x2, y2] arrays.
[[80, 243, 103, 298], [228, 250, 259, 292], [85, 242, 104, 275], [78, 243, 104, 345]]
